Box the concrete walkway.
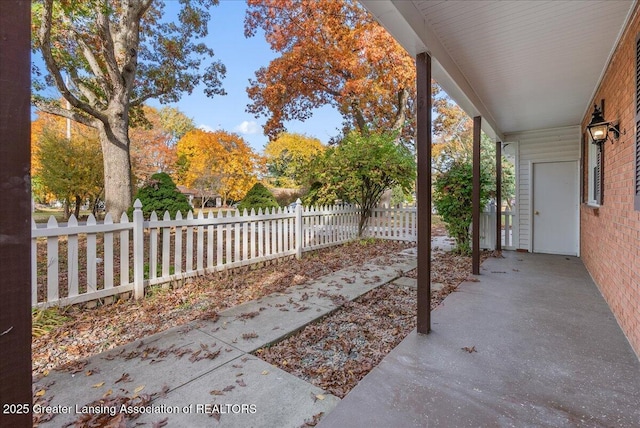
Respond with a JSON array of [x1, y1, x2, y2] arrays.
[[320, 252, 640, 428], [33, 250, 417, 427]]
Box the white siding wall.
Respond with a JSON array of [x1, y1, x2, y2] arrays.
[[504, 126, 580, 251]]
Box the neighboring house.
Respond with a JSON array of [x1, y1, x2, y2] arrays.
[[176, 185, 222, 208], [361, 0, 640, 358]]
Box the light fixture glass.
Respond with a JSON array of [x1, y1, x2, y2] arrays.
[[587, 104, 611, 145], [589, 123, 608, 141]]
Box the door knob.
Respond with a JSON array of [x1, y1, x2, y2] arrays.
[[534, 210, 540, 215]]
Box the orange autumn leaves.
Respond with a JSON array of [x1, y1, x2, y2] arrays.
[[176, 129, 262, 207], [245, 0, 416, 141], [128, 106, 191, 185]]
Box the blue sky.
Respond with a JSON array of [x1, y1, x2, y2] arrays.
[[146, 0, 344, 152]]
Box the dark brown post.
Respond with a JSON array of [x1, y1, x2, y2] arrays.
[[472, 116, 481, 275], [416, 52, 432, 334], [495, 141, 502, 251], [0, 2, 32, 426]]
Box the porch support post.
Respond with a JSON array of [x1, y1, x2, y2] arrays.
[[0, 1, 32, 426], [416, 52, 432, 334], [495, 141, 502, 251], [472, 116, 481, 275]]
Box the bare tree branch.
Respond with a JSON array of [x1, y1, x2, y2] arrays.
[[131, 90, 167, 108], [61, 13, 107, 87], [68, 68, 102, 109], [116, 0, 153, 95], [33, 100, 98, 128], [39, 0, 107, 123], [97, 8, 121, 86], [351, 100, 367, 133], [391, 88, 409, 133]]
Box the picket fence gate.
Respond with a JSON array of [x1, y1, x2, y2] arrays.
[[31, 200, 417, 308]]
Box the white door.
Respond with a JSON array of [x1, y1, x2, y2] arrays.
[[532, 161, 579, 255]]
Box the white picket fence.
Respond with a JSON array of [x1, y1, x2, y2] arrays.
[[479, 204, 516, 250], [31, 200, 417, 308]]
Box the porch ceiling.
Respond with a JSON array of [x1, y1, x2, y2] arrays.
[[360, 0, 636, 141]]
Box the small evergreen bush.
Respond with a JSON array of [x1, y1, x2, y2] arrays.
[[130, 172, 192, 219], [237, 182, 280, 212]]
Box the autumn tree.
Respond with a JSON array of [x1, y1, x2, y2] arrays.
[[245, 0, 416, 144], [129, 105, 194, 184], [176, 129, 261, 207], [264, 132, 325, 187], [307, 131, 416, 236], [31, 0, 226, 220], [31, 111, 68, 204], [32, 113, 104, 219], [432, 98, 515, 205]]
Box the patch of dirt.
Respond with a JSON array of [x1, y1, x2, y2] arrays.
[[256, 250, 493, 398]]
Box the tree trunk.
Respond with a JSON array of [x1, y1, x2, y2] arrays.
[[98, 120, 132, 221], [74, 195, 81, 218], [358, 207, 372, 237], [63, 199, 70, 220]]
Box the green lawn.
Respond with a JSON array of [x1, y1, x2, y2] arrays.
[[32, 207, 98, 223]]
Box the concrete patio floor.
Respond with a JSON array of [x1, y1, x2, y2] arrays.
[[319, 252, 640, 428]]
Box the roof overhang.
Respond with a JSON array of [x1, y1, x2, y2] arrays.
[[360, 0, 636, 142]]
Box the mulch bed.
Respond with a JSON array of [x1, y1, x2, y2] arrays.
[[257, 249, 493, 398]]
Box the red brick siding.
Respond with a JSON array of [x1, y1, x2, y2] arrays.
[[581, 4, 640, 358]]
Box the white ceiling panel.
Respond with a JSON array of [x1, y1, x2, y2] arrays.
[[361, 0, 636, 138]]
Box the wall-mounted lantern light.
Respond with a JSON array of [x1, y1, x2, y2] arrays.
[[587, 104, 620, 145]]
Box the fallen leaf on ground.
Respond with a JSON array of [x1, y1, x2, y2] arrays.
[[300, 412, 324, 427], [257, 249, 492, 398], [152, 417, 169, 428], [115, 373, 132, 384]]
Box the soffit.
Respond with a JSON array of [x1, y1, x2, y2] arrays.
[[360, 0, 636, 140]]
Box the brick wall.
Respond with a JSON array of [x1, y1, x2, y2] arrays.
[[581, 4, 640, 358]]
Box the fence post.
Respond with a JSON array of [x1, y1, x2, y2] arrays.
[[133, 199, 144, 299], [295, 198, 302, 259]]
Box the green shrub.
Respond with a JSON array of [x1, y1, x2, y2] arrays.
[[130, 172, 192, 219], [237, 182, 280, 212], [305, 131, 416, 236], [433, 161, 490, 254]]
